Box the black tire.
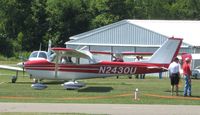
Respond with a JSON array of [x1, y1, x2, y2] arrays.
[[11, 76, 17, 83], [193, 74, 198, 79]]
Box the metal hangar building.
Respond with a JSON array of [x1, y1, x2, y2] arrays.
[[65, 20, 200, 69]]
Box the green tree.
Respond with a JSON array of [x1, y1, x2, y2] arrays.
[[90, 13, 119, 29], [0, 0, 49, 52], [88, 0, 121, 29], [0, 0, 22, 56], [0, 33, 14, 57], [170, 0, 200, 19], [29, 0, 49, 50], [46, 0, 90, 46], [1, 0, 200, 57], [16, 32, 23, 51], [149, 0, 172, 19], [0, 0, 33, 52], [125, 0, 150, 19]]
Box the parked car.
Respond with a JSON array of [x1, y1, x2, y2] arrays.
[[191, 67, 200, 79]]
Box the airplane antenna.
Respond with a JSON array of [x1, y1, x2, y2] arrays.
[[39, 43, 42, 51], [47, 40, 52, 56]]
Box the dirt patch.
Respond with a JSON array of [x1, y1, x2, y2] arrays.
[[145, 94, 200, 100]]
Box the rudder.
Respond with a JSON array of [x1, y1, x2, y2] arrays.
[[147, 38, 182, 64]]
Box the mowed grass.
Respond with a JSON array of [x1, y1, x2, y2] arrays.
[[0, 69, 200, 105], [0, 112, 105, 115]]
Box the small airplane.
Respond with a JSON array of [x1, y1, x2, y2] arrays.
[[0, 40, 52, 83], [0, 37, 182, 89]]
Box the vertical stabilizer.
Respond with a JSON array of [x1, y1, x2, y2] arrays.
[[147, 38, 182, 64]]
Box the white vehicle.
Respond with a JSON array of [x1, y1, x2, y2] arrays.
[[192, 67, 200, 79]]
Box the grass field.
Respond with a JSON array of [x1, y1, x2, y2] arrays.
[[0, 112, 104, 115], [0, 67, 200, 105]]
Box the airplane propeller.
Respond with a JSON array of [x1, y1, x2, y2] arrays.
[[18, 55, 27, 77], [16, 62, 25, 77]]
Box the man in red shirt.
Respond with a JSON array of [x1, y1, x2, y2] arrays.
[[182, 58, 192, 97]]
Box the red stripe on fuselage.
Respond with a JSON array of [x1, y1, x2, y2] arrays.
[[24, 60, 168, 74]]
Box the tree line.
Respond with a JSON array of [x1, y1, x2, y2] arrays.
[[0, 0, 200, 57]]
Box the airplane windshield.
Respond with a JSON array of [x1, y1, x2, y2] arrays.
[[29, 51, 48, 60], [29, 52, 38, 58], [38, 52, 47, 59]]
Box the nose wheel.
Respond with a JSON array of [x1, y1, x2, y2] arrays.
[[11, 70, 19, 83], [11, 76, 17, 83]]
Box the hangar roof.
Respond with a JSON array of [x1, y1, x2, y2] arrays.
[[65, 20, 198, 47], [128, 20, 200, 47]]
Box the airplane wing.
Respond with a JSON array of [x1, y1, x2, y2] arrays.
[[0, 65, 23, 71], [51, 47, 97, 63], [90, 50, 153, 56]]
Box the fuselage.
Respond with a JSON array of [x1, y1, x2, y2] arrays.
[[24, 59, 168, 80], [18, 38, 182, 81]]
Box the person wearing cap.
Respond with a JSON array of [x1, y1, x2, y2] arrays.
[[113, 53, 124, 79], [168, 57, 180, 96], [113, 53, 124, 62], [135, 56, 145, 79], [182, 58, 192, 97]]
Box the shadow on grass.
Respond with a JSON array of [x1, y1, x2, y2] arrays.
[[7, 80, 64, 85], [188, 95, 200, 98], [164, 90, 183, 93], [8, 82, 32, 84], [78, 86, 113, 92]]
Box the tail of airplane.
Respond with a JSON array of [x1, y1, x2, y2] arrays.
[[147, 38, 182, 64]]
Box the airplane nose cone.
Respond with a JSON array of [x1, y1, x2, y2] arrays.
[[17, 62, 24, 67]]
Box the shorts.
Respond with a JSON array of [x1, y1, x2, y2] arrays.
[[170, 73, 180, 85]]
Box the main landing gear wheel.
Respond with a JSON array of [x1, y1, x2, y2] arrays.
[[31, 78, 47, 90], [31, 83, 48, 90], [62, 81, 85, 90]]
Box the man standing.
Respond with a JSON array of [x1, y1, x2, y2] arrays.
[[168, 57, 180, 96], [135, 56, 145, 79], [182, 58, 192, 97]]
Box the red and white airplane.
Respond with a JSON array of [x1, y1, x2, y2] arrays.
[[0, 38, 182, 89]]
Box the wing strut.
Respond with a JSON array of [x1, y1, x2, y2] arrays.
[[54, 53, 59, 78]]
